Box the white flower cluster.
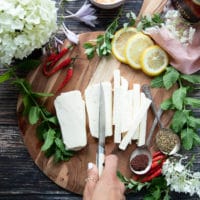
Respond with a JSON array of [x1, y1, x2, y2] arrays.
[[163, 10, 196, 46], [0, 0, 58, 65], [162, 157, 200, 197]]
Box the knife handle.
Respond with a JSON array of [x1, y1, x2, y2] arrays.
[[96, 146, 105, 176]]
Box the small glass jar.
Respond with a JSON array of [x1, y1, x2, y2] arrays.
[[172, 0, 200, 23]]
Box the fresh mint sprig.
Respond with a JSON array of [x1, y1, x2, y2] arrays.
[[117, 172, 170, 200], [0, 64, 74, 163], [151, 66, 200, 150]]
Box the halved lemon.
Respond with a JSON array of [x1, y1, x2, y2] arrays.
[[125, 33, 154, 69], [140, 45, 168, 76], [111, 27, 138, 63]]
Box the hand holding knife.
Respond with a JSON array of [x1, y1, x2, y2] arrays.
[[96, 82, 106, 176]]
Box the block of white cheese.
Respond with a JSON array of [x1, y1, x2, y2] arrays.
[[119, 96, 151, 150], [85, 82, 112, 138], [54, 91, 87, 151]]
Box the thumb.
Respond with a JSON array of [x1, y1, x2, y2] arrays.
[[83, 163, 99, 200]]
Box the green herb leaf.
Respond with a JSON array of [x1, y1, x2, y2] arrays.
[[28, 106, 41, 125], [151, 75, 165, 88], [171, 110, 187, 133], [172, 87, 187, 110], [184, 97, 200, 108], [0, 71, 13, 83], [41, 128, 56, 151], [187, 115, 200, 129], [181, 128, 194, 150], [163, 67, 180, 90], [161, 98, 174, 110], [83, 43, 96, 59], [180, 74, 200, 84]]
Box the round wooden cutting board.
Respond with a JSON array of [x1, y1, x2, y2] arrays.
[[17, 32, 175, 195]]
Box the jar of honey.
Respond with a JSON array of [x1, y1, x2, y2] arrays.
[[172, 0, 200, 23]]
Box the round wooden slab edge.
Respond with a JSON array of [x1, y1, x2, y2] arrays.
[[17, 31, 175, 195]]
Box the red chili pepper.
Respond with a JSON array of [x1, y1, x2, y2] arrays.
[[57, 67, 73, 92], [152, 151, 164, 158], [141, 168, 162, 182], [43, 48, 70, 76], [153, 154, 166, 162], [150, 158, 166, 172], [43, 57, 71, 76]]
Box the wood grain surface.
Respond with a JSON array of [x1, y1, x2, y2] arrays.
[[17, 32, 175, 195]]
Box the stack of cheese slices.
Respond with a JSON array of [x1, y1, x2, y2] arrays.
[[54, 69, 152, 151]]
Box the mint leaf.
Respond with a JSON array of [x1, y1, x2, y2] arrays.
[[41, 128, 55, 151], [151, 75, 165, 88], [171, 110, 187, 133], [187, 115, 200, 129], [28, 106, 41, 125], [184, 97, 200, 108], [161, 98, 174, 110], [181, 74, 200, 84], [172, 87, 187, 110], [181, 128, 194, 150], [163, 67, 179, 89]]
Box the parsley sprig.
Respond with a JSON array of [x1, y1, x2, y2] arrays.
[[0, 65, 74, 163], [83, 11, 121, 59], [151, 67, 200, 150]]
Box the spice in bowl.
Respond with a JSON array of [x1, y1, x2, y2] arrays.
[[130, 154, 149, 171], [156, 129, 180, 155]]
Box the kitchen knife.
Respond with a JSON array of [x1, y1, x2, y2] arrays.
[[97, 82, 106, 176]]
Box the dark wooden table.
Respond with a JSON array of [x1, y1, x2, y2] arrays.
[[0, 0, 200, 199]]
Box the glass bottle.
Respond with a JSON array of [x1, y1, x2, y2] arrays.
[[172, 0, 200, 23]]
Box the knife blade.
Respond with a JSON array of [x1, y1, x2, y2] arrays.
[[97, 82, 106, 176]]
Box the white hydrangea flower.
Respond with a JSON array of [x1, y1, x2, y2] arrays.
[[162, 157, 200, 198], [0, 0, 57, 65]]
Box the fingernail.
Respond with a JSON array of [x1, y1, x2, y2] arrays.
[[88, 162, 93, 170]]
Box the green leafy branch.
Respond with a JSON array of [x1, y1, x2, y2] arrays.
[[0, 66, 74, 163], [117, 172, 170, 200], [151, 67, 200, 150], [83, 10, 121, 59]]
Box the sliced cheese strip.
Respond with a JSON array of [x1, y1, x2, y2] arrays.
[[102, 82, 113, 137], [120, 77, 129, 133], [132, 84, 141, 140], [54, 91, 87, 151], [137, 93, 148, 146], [119, 97, 151, 150], [85, 84, 100, 138], [113, 69, 120, 125], [85, 82, 112, 138]]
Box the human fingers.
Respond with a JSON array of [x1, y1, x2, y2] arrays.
[[103, 154, 118, 177], [102, 155, 125, 193], [83, 162, 99, 200]]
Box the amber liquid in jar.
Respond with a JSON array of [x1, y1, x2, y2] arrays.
[[172, 0, 200, 23]]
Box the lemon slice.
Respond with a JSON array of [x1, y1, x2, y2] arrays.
[[140, 45, 168, 76], [125, 33, 154, 69], [111, 27, 138, 63]]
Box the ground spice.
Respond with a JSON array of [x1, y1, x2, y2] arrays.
[[130, 154, 149, 171], [156, 129, 180, 154]]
